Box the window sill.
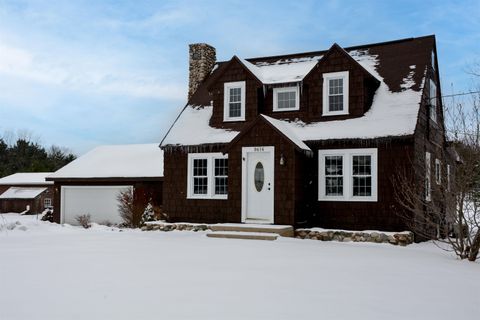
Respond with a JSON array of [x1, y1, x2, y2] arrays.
[[273, 108, 300, 112], [322, 111, 349, 117], [223, 117, 245, 122], [187, 195, 228, 200], [318, 196, 377, 202]]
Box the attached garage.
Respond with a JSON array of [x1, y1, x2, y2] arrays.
[[61, 186, 132, 225], [47, 144, 163, 225]]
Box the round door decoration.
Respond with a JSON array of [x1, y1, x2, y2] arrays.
[[254, 162, 264, 192]]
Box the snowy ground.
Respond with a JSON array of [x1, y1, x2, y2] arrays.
[[0, 214, 478, 320]]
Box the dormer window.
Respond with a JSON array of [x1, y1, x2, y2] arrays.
[[224, 81, 245, 121], [273, 86, 299, 112], [429, 79, 437, 123], [322, 71, 349, 116]]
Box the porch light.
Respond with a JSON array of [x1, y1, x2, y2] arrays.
[[280, 153, 286, 166]]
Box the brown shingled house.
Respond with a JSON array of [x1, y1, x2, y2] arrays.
[[160, 35, 450, 235]]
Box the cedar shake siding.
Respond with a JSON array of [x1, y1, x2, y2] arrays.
[[161, 35, 448, 235], [308, 138, 414, 231], [163, 146, 234, 223]]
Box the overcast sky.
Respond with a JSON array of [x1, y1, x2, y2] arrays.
[[0, 0, 479, 155]]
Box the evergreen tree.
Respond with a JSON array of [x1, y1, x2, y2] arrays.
[[0, 137, 76, 177]]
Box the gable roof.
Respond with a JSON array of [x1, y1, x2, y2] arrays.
[[0, 187, 47, 199], [161, 35, 435, 147], [47, 144, 164, 180], [224, 114, 312, 154], [0, 172, 53, 185], [260, 115, 312, 152], [238, 56, 321, 85]]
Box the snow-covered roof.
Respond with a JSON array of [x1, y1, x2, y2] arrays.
[[48, 144, 163, 180], [0, 187, 47, 199], [261, 115, 311, 151], [274, 50, 424, 141], [0, 172, 53, 185], [162, 37, 432, 147], [239, 56, 321, 84], [161, 106, 239, 146]]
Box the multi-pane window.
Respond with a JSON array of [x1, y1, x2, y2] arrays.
[[44, 198, 52, 208], [319, 148, 377, 201], [325, 156, 343, 196], [352, 155, 372, 196], [430, 80, 437, 123], [228, 87, 242, 118], [224, 81, 245, 121], [214, 158, 228, 195], [193, 159, 208, 195], [323, 71, 349, 116], [328, 78, 344, 111], [273, 87, 299, 111], [188, 153, 228, 199]]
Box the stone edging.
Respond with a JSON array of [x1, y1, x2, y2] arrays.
[[295, 229, 414, 246], [142, 223, 210, 232], [141, 222, 414, 246]]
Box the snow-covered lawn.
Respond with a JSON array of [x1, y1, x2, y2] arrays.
[[0, 214, 478, 320]]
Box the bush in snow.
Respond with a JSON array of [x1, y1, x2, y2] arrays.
[[117, 188, 149, 228], [41, 209, 54, 222], [143, 203, 155, 222], [76, 214, 91, 229]]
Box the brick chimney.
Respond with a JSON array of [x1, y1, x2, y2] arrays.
[[188, 43, 216, 100]]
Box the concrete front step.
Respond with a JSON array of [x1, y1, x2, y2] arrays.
[[210, 223, 294, 237], [206, 231, 278, 241]]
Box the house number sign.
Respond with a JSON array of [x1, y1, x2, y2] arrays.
[[253, 147, 265, 152]]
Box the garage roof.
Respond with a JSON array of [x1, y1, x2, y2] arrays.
[[0, 187, 47, 199], [0, 173, 53, 185], [47, 144, 163, 180]]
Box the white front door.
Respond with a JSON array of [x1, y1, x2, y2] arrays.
[[242, 146, 274, 223]]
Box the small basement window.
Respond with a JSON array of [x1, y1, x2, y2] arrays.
[[224, 81, 246, 121], [319, 148, 377, 201], [188, 153, 228, 199], [273, 86, 299, 111], [322, 71, 349, 116]]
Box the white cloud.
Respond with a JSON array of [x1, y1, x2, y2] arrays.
[[0, 41, 185, 101]]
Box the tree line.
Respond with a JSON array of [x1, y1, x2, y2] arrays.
[[0, 135, 76, 178]]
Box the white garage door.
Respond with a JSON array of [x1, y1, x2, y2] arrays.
[[61, 186, 132, 225]]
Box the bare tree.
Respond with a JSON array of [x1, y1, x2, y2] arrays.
[[394, 73, 480, 262], [117, 188, 149, 228]]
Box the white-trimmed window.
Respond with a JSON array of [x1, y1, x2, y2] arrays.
[[273, 86, 299, 111], [44, 198, 52, 208], [425, 152, 431, 202], [447, 164, 451, 191], [319, 148, 377, 201], [322, 71, 349, 116], [435, 159, 441, 185], [429, 79, 437, 123], [187, 153, 228, 199], [224, 81, 245, 121]]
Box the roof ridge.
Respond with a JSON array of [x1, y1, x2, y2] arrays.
[[216, 35, 435, 64]]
